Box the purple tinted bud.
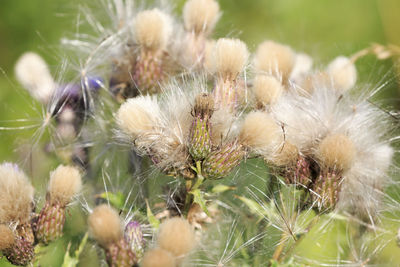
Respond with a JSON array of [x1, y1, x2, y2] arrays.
[[83, 77, 103, 91], [124, 221, 144, 259], [56, 83, 81, 101]]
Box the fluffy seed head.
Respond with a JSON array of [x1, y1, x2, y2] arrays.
[[213, 38, 249, 79], [254, 41, 295, 80], [253, 75, 284, 105], [116, 96, 160, 137], [141, 248, 176, 267], [183, 0, 220, 35], [48, 165, 82, 206], [134, 9, 172, 51], [239, 111, 281, 150], [0, 163, 34, 224], [157, 217, 195, 257], [15, 52, 55, 104], [0, 225, 15, 250], [270, 142, 299, 167], [326, 56, 357, 92], [290, 53, 313, 81], [88, 205, 123, 247], [317, 134, 356, 172]]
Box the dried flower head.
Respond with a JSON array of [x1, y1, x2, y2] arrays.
[[254, 41, 295, 80], [239, 111, 281, 152], [270, 141, 299, 167], [326, 56, 357, 92], [338, 143, 393, 218], [0, 225, 15, 250], [157, 217, 195, 257], [316, 134, 356, 172], [290, 53, 313, 82], [141, 248, 177, 267], [116, 96, 161, 138], [88, 204, 123, 247], [253, 74, 284, 106], [193, 93, 215, 118], [134, 9, 172, 52], [183, 0, 220, 35], [35, 165, 82, 244], [0, 163, 34, 224], [48, 165, 82, 206], [14, 52, 55, 104], [213, 38, 249, 80]]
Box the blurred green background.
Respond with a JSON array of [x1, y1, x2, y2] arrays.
[[0, 0, 400, 266]]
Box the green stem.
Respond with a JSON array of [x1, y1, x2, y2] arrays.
[[272, 233, 287, 262], [183, 161, 205, 215]]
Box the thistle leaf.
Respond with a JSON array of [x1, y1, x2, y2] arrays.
[[190, 189, 209, 216]]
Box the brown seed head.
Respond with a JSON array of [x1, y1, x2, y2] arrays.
[[0, 163, 34, 224], [48, 165, 82, 206], [193, 93, 214, 118], [0, 225, 15, 250], [88, 205, 123, 247], [157, 217, 195, 257], [254, 41, 295, 80], [183, 0, 220, 35], [141, 248, 177, 267], [317, 134, 356, 172]]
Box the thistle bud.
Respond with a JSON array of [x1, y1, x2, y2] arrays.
[[254, 41, 295, 81], [202, 141, 245, 179], [88, 205, 136, 266], [124, 221, 144, 259], [35, 165, 82, 244], [212, 38, 249, 111], [313, 134, 356, 210], [15, 52, 56, 104], [0, 163, 35, 265], [157, 217, 195, 257], [326, 56, 357, 93], [189, 94, 214, 161], [141, 248, 176, 267], [269, 142, 312, 186], [2, 225, 35, 266], [133, 9, 172, 92]]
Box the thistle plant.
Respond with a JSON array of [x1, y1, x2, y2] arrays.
[[0, 163, 81, 266], [1, 0, 400, 266]]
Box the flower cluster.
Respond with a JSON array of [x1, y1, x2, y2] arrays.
[[0, 163, 81, 265]]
